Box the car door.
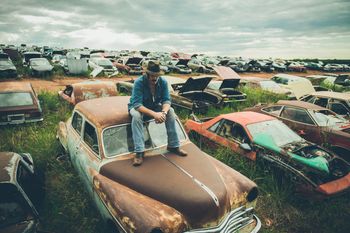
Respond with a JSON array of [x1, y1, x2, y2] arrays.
[[67, 111, 84, 169], [78, 119, 101, 193], [279, 106, 322, 143]]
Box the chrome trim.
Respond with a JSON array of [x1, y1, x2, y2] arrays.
[[0, 117, 43, 125], [185, 206, 261, 233]]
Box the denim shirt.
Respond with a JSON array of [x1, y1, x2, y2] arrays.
[[128, 75, 171, 111]]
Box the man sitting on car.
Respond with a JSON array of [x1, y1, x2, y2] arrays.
[[128, 61, 187, 166]]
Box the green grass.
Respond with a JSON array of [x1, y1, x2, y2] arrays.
[[0, 90, 349, 233]]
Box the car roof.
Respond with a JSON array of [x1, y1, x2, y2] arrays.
[[221, 111, 275, 126], [309, 91, 350, 100], [277, 100, 326, 110], [0, 152, 19, 183], [0, 82, 34, 93], [75, 96, 131, 129]]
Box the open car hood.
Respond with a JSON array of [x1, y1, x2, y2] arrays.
[[179, 77, 212, 93], [220, 79, 240, 89], [213, 66, 241, 80], [176, 59, 190, 66], [126, 57, 143, 65], [100, 143, 232, 227]]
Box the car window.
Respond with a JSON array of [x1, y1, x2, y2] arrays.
[[16, 161, 36, 203], [103, 120, 186, 157], [218, 120, 249, 143], [261, 105, 283, 116], [304, 96, 316, 103], [208, 119, 223, 133], [71, 112, 83, 135], [83, 121, 99, 155], [330, 103, 348, 115], [0, 184, 30, 228], [314, 97, 329, 108], [63, 86, 73, 97], [0, 92, 34, 108], [281, 107, 315, 125]]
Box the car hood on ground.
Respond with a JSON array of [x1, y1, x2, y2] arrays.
[[179, 77, 212, 93], [99, 143, 253, 228]]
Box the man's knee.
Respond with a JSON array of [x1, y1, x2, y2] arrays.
[[166, 107, 177, 120], [130, 108, 143, 121]]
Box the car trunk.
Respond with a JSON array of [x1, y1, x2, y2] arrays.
[[0, 105, 42, 124], [99, 143, 230, 227]]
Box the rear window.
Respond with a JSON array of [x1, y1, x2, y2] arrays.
[[0, 92, 34, 108]]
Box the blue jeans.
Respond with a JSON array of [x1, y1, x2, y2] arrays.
[[130, 107, 180, 153]]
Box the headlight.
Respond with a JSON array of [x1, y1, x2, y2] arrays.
[[247, 187, 258, 202]]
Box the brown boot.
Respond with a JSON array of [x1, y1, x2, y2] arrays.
[[167, 147, 187, 156], [133, 152, 144, 166]]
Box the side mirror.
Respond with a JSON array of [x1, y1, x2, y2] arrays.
[[240, 143, 252, 151]]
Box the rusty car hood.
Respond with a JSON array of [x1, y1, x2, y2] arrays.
[[100, 143, 231, 227], [179, 77, 212, 93]]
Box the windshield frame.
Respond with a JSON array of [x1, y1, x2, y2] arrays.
[[101, 119, 188, 158]]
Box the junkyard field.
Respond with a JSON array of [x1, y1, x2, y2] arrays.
[[1, 72, 349, 233]]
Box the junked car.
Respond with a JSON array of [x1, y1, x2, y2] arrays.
[[89, 57, 118, 76], [171, 59, 192, 74], [23, 52, 41, 66], [0, 152, 43, 233], [300, 91, 350, 118], [185, 112, 350, 197], [0, 53, 17, 78], [29, 58, 53, 76], [270, 74, 315, 99], [0, 82, 43, 125], [112, 57, 143, 75], [246, 100, 350, 162], [58, 80, 119, 105], [117, 76, 224, 113], [56, 96, 261, 233]]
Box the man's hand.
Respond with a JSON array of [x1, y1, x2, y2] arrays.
[[153, 112, 166, 124]]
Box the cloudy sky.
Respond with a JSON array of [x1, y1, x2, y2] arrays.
[[1, 0, 349, 58]]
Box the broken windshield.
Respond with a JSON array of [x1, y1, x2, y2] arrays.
[[311, 110, 347, 127], [247, 119, 302, 147], [103, 119, 186, 158]]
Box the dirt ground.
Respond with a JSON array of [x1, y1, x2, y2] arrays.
[[1, 70, 349, 93]]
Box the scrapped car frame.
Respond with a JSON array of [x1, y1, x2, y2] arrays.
[[57, 96, 261, 233], [185, 111, 350, 197]]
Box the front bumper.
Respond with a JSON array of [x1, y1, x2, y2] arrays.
[[185, 206, 261, 233]]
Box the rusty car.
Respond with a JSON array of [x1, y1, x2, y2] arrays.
[[56, 96, 261, 233], [58, 80, 118, 105], [0, 82, 43, 125], [112, 57, 143, 75], [0, 53, 17, 78], [245, 100, 350, 162], [0, 152, 43, 233], [116, 75, 224, 113], [185, 111, 350, 197], [300, 91, 350, 118]]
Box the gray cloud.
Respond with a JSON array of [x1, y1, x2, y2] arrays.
[[0, 0, 349, 58]]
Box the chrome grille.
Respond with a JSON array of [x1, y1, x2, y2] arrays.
[[8, 114, 25, 123], [186, 206, 260, 233]]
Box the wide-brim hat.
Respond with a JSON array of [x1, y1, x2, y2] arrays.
[[145, 60, 163, 75]]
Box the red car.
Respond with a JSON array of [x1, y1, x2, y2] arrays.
[[185, 111, 350, 197]]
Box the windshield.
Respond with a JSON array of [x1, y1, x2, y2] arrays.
[[103, 119, 186, 157], [260, 81, 280, 89], [0, 92, 34, 108], [0, 184, 32, 228], [247, 119, 302, 147], [97, 59, 113, 66], [31, 59, 49, 66], [311, 110, 347, 127], [207, 81, 221, 90]]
